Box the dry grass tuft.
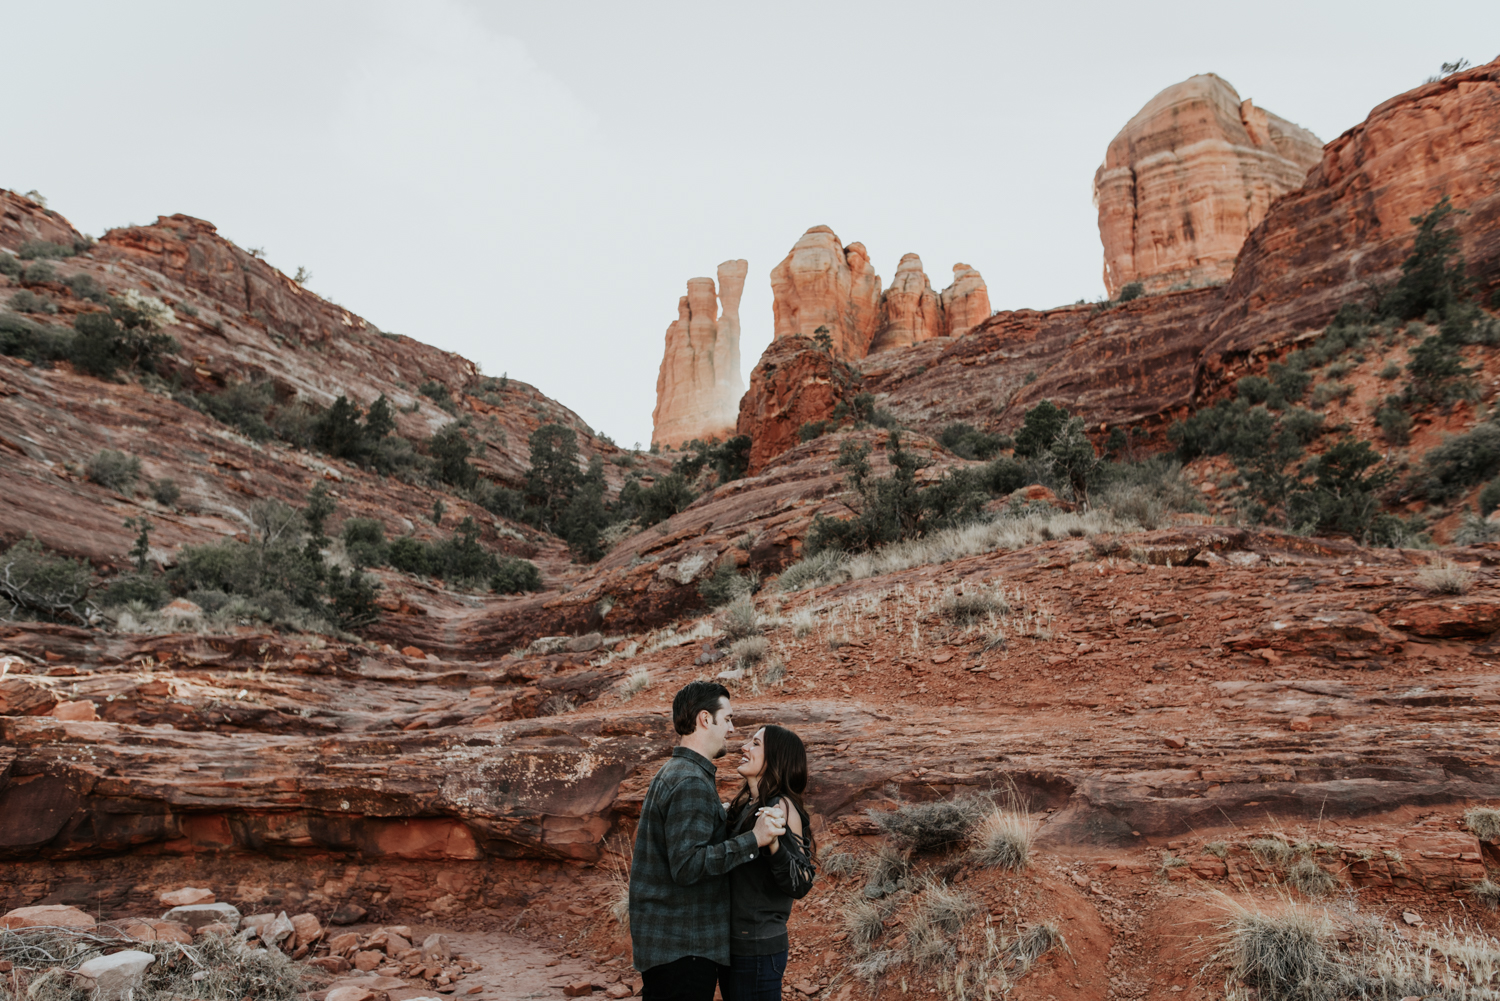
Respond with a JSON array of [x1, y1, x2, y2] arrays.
[[869, 796, 988, 853], [1221, 902, 1330, 999], [822, 851, 859, 877], [620, 665, 651, 700], [1007, 923, 1062, 972], [789, 607, 817, 638], [1466, 806, 1500, 841], [861, 844, 910, 894], [939, 590, 1010, 624], [843, 898, 885, 952], [1284, 857, 1338, 897], [717, 595, 763, 640], [1248, 837, 1295, 866], [728, 635, 770, 669], [970, 807, 1035, 870], [1416, 558, 1474, 595], [1470, 878, 1500, 911], [777, 550, 849, 592]]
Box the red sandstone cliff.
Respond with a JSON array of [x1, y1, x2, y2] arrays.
[[650, 260, 748, 448], [1094, 74, 1322, 298]]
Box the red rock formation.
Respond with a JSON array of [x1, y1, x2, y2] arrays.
[[1205, 56, 1500, 366], [938, 262, 991, 338], [0, 190, 83, 253], [870, 254, 942, 352], [651, 260, 748, 448], [769, 226, 882, 358], [733, 334, 865, 475], [1094, 73, 1322, 298]]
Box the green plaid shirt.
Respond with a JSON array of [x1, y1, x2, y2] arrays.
[[629, 747, 761, 971]]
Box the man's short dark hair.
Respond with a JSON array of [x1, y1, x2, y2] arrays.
[[672, 681, 731, 736]]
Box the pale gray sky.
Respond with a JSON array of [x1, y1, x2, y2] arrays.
[[6, 1, 1496, 446]]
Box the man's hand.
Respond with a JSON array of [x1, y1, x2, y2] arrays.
[[752, 804, 786, 847]]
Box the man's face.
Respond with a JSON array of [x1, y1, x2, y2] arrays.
[[700, 697, 735, 759]]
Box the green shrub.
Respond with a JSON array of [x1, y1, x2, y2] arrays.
[[21, 262, 57, 283], [426, 423, 478, 488], [618, 472, 698, 527], [937, 422, 1010, 460], [86, 449, 141, 492], [776, 550, 848, 592], [97, 573, 167, 609], [197, 381, 277, 441], [1310, 381, 1353, 407], [869, 796, 988, 852], [70, 310, 176, 378], [671, 434, 751, 484], [17, 239, 75, 260], [1479, 478, 1500, 518], [341, 518, 389, 567], [1404, 333, 1477, 406], [0, 254, 20, 277], [386, 518, 508, 588], [1118, 282, 1144, 302], [8, 289, 57, 314], [698, 558, 759, 607], [1287, 437, 1392, 538], [491, 557, 543, 594], [150, 477, 181, 507], [1419, 424, 1500, 500], [325, 563, 380, 629], [798, 419, 833, 442], [0, 313, 72, 365], [1378, 360, 1402, 380], [1380, 195, 1470, 320], [418, 380, 458, 414], [1376, 399, 1412, 445], [62, 272, 108, 303], [0, 535, 92, 623]]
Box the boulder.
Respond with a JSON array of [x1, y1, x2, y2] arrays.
[[329, 903, 368, 925], [260, 911, 294, 947], [652, 260, 749, 448], [161, 902, 241, 932], [1094, 73, 1321, 297], [151, 922, 193, 944], [325, 988, 377, 1001], [290, 912, 323, 947], [421, 933, 452, 962], [0, 904, 95, 929], [74, 950, 156, 1001], [158, 887, 215, 907], [353, 950, 384, 972], [328, 931, 361, 955]]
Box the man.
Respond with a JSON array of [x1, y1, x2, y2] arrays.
[[630, 681, 785, 1000]]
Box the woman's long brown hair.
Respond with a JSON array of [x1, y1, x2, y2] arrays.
[[730, 724, 815, 860]]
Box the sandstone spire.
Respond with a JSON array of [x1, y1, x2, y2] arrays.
[[938, 263, 991, 339], [651, 260, 748, 449], [769, 226, 882, 358], [870, 254, 942, 352], [1093, 73, 1322, 298]]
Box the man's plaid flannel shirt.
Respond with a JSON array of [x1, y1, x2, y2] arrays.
[[629, 747, 761, 971]]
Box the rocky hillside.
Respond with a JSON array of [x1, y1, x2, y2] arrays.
[[1, 57, 1500, 1001]]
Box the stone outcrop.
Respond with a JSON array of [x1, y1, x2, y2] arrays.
[[651, 260, 748, 448], [0, 190, 83, 253], [1094, 73, 1322, 298], [1205, 56, 1500, 366], [769, 226, 882, 358], [734, 334, 866, 474]]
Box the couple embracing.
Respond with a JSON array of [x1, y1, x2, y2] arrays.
[[629, 681, 817, 1001]]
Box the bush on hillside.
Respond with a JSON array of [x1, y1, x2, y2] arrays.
[[1118, 282, 1144, 302], [1404, 333, 1478, 406], [617, 472, 698, 527], [698, 558, 759, 607], [0, 313, 72, 365], [8, 289, 57, 314], [17, 239, 76, 260], [937, 422, 1010, 460], [671, 434, 751, 485], [1480, 477, 1500, 518], [1380, 196, 1471, 320], [340, 518, 389, 567], [0, 535, 93, 623], [1418, 424, 1500, 501], [418, 380, 458, 414], [86, 449, 141, 493], [491, 556, 543, 594]]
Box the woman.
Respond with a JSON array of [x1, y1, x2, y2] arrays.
[[724, 725, 816, 1001]]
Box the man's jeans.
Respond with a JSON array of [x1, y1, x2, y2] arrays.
[[641, 955, 725, 1001], [720, 951, 788, 1001]]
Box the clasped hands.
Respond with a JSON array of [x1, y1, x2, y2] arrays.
[[751, 803, 787, 847]]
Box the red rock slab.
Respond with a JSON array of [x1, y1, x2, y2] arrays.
[[1382, 598, 1500, 638]]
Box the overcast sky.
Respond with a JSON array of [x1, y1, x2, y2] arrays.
[[6, 2, 1496, 447]]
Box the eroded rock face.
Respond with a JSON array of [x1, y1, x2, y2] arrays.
[[1094, 73, 1321, 298], [734, 334, 866, 474], [0, 191, 82, 252], [769, 226, 882, 358], [651, 260, 748, 448], [1205, 56, 1500, 367]]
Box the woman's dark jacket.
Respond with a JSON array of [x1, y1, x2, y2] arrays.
[[728, 797, 813, 956]]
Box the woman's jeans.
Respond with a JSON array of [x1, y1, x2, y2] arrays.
[[720, 950, 788, 1001]]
